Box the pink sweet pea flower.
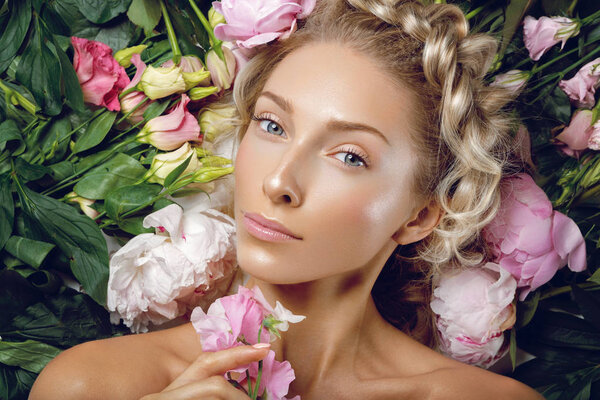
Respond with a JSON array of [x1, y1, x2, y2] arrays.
[[137, 94, 201, 150], [523, 16, 580, 61], [120, 54, 152, 124], [71, 37, 130, 111], [239, 350, 296, 400], [559, 58, 600, 108], [212, 0, 316, 50], [553, 109, 596, 158], [482, 173, 587, 300], [430, 263, 517, 369]]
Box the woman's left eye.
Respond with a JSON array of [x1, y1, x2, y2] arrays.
[[251, 114, 286, 137], [333, 147, 369, 168]]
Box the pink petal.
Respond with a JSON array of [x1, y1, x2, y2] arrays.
[[552, 211, 587, 272], [555, 110, 594, 151]]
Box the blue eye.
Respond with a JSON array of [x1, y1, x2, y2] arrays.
[[251, 114, 285, 137], [333, 148, 368, 168]]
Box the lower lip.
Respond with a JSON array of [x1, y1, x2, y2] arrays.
[[243, 216, 300, 242]]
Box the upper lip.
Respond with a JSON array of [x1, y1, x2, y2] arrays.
[[243, 212, 302, 239]]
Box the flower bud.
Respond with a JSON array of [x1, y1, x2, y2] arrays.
[[199, 155, 233, 167], [192, 166, 234, 182], [206, 47, 237, 91], [114, 45, 148, 67], [554, 109, 594, 158], [490, 70, 530, 93], [139, 65, 186, 100], [66, 192, 100, 219], [199, 105, 237, 142], [188, 86, 219, 101], [163, 56, 212, 88], [146, 142, 200, 185], [195, 147, 214, 158], [208, 6, 226, 29]]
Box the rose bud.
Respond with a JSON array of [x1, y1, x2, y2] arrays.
[[189, 86, 220, 101], [162, 55, 212, 89], [559, 58, 600, 108], [145, 142, 201, 185], [137, 94, 201, 150], [192, 166, 234, 183], [199, 105, 238, 142], [120, 54, 152, 124], [553, 109, 595, 158], [523, 16, 580, 61], [139, 64, 186, 100], [206, 47, 237, 91], [490, 70, 530, 94], [114, 44, 148, 67], [66, 192, 100, 219]]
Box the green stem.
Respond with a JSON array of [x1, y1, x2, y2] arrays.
[[0, 79, 38, 116], [159, 0, 182, 64], [465, 5, 484, 20], [581, 9, 600, 26], [567, 0, 579, 17], [188, 0, 225, 61], [109, 120, 146, 144], [539, 282, 598, 300]]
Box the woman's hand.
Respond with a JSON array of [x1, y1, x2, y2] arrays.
[[141, 343, 271, 400]]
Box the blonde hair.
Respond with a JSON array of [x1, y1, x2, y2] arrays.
[[225, 0, 519, 347]]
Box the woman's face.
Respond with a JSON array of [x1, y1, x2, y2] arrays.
[[234, 42, 421, 284]]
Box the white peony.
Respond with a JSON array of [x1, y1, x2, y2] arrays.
[[107, 204, 237, 333]]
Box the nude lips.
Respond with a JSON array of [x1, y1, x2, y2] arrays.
[[242, 213, 301, 242]]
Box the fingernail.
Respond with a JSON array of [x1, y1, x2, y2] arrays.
[[252, 343, 270, 349]]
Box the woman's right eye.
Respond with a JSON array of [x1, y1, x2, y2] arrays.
[[251, 114, 286, 137]]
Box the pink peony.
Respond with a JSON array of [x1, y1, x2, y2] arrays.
[[107, 204, 237, 332], [137, 93, 201, 150], [553, 109, 597, 158], [212, 0, 316, 49], [523, 16, 580, 61], [71, 37, 130, 111], [558, 57, 600, 108], [430, 263, 517, 369], [482, 173, 587, 300], [120, 54, 152, 124], [589, 120, 600, 150]]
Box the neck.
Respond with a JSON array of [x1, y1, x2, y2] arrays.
[[244, 240, 397, 394]]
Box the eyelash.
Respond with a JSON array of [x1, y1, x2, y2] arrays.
[[250, 113, 371, 169]]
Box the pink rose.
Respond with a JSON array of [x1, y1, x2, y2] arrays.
[[558, 57, 600, 108], [212, 0, 316, 49], [430, 263, 517, 369], [523, 16, 580, 61], [553, 109, 597, 158], [120, 54, 152, 124], [137, 93, 201, 150], [482, 173, 587, 300], [71, 37, 130, 111]]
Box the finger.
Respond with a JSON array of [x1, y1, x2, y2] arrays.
[[161, 376, 252, 400], [192, 344, 271, 378]]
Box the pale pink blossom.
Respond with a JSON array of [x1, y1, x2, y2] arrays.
[[554, 109, 596, 158], [137, 94, 201, 150], [71, 37, 130, 111], [589, 120, 600, 150], [482, 173, 587, 300], [240, 350, 296, 400], [430, 262, 517, 368], [107, 204, 237, 332], [490, 70, 529, 93], [120, 54, 152, 124], [523, 16, 580, 61], [206, 47, 237, 91], [559, 58, 600, 108], [212, 0, 316, 49]]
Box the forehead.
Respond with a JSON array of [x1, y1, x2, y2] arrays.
[[260, 42, 416, 147]]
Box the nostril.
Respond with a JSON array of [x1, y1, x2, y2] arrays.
[[282, 194, 292, 203]]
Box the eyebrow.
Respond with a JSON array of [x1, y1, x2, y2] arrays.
[[258, 91, 391, 146]]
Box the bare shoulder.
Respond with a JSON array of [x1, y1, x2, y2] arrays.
[[29, 322, 201, 400]]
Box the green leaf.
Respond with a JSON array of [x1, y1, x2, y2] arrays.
[[0, 270, 43, 326], [48, 160, 76, 182], [509, 328, 517, 372], [74, 0, 132, 24], [0, 119, 23, 153], [588, 268, 600, 285], [72, 111, 117, 154], [104, 183, 161, 221], [92, 16, 136, 52], [14, 157, 50, 182], [4, 236, 55, 269], [542, 87, 572, 124], [142, 98, 170, 120], [499, 0, 534, 59], [0, 364, 37, 400], [53, 37, 85, 112], [15, 23, 63, 116], [117, 216, 154, 235], [0, 174, 14, 251], [15, 184, 109, 306], [571, 284, 600, 332], [27, 270, 62, 294], [127, 0, 161, 35], [0, 340, 61, 373], [163, 154, 193, 188], [40, 117, 72, 163], [74, 152, 147, 199], [0, 0, 32, 74]]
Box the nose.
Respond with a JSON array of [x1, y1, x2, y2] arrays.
[[263, 155, 303, 207]]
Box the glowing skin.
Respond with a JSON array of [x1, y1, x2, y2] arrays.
[[234, 42, 426, 285]]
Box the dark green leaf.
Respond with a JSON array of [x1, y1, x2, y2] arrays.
[[0, 364, 37, 400], [541, 0, 572, 14], [72, 111, 117, 154], [118, 216, 154, 235], [500, 0, 534, 59], [104, 183, 161, 221], [40, 117, 72, 163], [0, 270, 43, 327], [0, 0, 32, 74], [93, 16, 136, 52], [0, 340, 61, 373], [541, 87, 572, 124], [142, 98, 170, 120], [163, 154, 193, 188], [75, 0, 132, 24], [27, 270, 62, 294], [53, 38, 85, 112], [15, 24, 63, 116], [0, 119, 23, 153], [0, 174, 14, 251], [516, 290, 540, 329], [14, 157, 50, 182], [571, 284, 600, 331], [4, 236, 55, 269], [48, 161, 76, 182], [74, 152, 147, 199], [16, 185, 109, 305], [127, 0, 161, 35], [589, 268, 600, 285], [509, 328, 517, 372]]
